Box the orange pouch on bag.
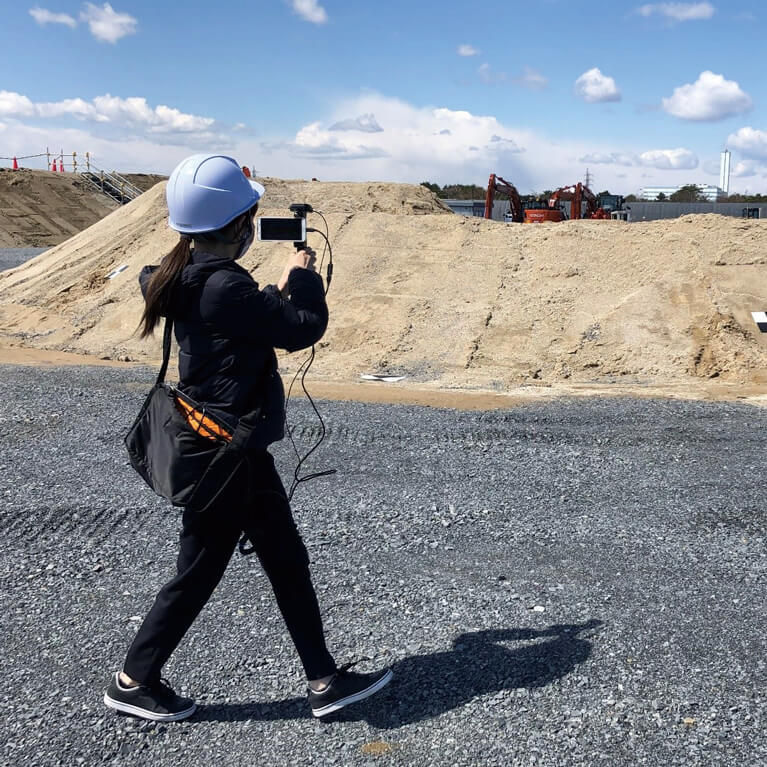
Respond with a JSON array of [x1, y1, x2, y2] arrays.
[[174, 395, 233, 443]]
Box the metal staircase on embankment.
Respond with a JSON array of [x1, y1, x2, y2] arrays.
[[80, 165, 143, 204]]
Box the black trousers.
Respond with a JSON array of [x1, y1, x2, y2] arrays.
[[123, 450, 336, 684]]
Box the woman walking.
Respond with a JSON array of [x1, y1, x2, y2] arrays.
[[104, 154, 391, 721]]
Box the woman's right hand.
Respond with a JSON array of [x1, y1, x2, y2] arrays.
[[278, 247, 316, 293]]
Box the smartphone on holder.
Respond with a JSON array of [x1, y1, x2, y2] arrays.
[[257, 217, 306, 243]]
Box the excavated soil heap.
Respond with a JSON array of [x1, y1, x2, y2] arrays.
[[2, 178, 767, 395], [0, 169, 165, 247]]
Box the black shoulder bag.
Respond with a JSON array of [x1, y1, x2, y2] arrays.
[[124, 318, 271, 512]]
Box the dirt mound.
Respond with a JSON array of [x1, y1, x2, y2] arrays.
[[0, 168, 120, 247], [122, 173, 167, 192], [0, 169, 167, 248], [2, 179, 767, 396], [256, 178, 453, 216]]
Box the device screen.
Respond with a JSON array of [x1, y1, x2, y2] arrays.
[[257, 217, 306, 242]]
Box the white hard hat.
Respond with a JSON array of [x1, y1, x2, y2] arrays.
[[166, 154, 265, 234]]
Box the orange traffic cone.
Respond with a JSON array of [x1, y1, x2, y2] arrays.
[[12, 157, 18, 170], [52, 159, 57, 172], [59, 160, 65, 173]]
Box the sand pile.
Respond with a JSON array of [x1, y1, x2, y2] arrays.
[[0, 168, 117, 247], [0, 169, 166, 247], [2, 178, 767, 395]]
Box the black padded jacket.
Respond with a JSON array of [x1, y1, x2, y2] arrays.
[[139, 249, 328, 448]]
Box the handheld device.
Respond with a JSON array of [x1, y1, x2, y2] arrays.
[[289, 203, 313, 251], [752, 312, 767, 333], [257, 217, 307, 243]]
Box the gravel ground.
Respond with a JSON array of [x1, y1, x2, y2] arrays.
[[0, 363, 765, 767], [0, 247, 48, 272]]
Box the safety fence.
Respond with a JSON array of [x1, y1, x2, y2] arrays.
[[0, 148, 142, 204]]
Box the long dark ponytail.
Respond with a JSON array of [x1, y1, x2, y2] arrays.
[[139, 236, 192, 338]]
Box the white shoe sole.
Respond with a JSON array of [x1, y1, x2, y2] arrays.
[[311, 669, 393, 718], [103, 693, 197, 722]]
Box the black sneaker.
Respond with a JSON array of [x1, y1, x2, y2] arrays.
[[308, 663, 393, 718], [103, 673, 196, 722]]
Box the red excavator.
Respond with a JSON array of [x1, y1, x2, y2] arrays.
[[546, 182, 610, 220], [484, 174, 524, 222]]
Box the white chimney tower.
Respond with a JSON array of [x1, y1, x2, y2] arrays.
[[719, 149, 731, 196]]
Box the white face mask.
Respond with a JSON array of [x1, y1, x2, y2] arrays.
[[234, 216, 255, 260]]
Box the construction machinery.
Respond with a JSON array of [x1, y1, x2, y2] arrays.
[[547, 182, 608, 220], [485, 174, 625, 223], [524, 199, 566, 223], [484, 174, 524, 222], [595, 193, 625, 217]]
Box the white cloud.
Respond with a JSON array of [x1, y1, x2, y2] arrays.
[[36, 97, 102, 120], [478, 63, 507, 84], [732, 160, 763, 178], [728, 127, 767, 160], [578, 148, 698, 169], [80, 2, 137, 43], [329, 113, 384, 132], [257, 95, 539, 182], [639, 148, 698, 169], [579, 152, 636, 166], [152, 105, 215, 134], [489, 135, 524, 152], [29, 7, 77, 27], [457, 44, 479, 57], [283, 122, 388, 160], [637, 2, 715, 21], [290, 0, 327, 24], [0, 91, 36, 117], [574, 68, 621, 103], [514, 67, 548, 91], [0, 90, 216, 140], [662, 71, 752, 121]]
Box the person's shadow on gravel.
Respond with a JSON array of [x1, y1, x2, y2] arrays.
[[197, 619, 603, 727]]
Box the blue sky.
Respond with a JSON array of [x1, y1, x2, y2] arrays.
[[2, 1, 766, 194]]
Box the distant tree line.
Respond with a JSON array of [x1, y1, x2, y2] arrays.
[[421, 182, 486, 199], [422, 182, 564, 202], [631, 185, 767, 203], [724, 193, 767, 202]]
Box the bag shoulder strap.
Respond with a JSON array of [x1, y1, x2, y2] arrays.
[[155, 317, 173, 385]]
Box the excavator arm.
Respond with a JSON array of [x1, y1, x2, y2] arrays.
[[484, 173, 524, 222], [548, 182, 600, 219]]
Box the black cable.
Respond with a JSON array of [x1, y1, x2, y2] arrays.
[[307, 225, 333, 295], [313, 211, 330, 270], [283, 212, 336, 501], [284, 351, 313, 467], [285, 345, 336, 501]]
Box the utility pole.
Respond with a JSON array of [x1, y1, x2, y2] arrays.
[[584, 168, 593, 189]]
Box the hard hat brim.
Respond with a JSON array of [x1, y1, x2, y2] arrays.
[[249, 180, 265, 201]]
